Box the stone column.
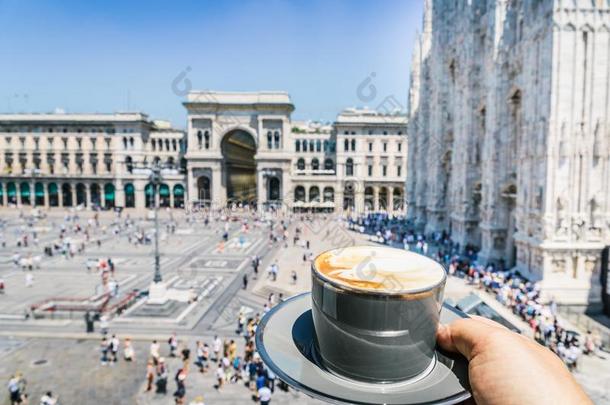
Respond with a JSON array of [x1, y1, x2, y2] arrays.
[[373, 186, 379, 211], [31, 181, 35, 207], [212, 165, 225, 207], [115, 180, 125, 208], [58, 185, 63, 207], [335, 186, 343, 214], [85, 183, 91, 207], [355, 188, 365, 214], [100, 184, 106, 208], [135, 180, 146, 209], [388, 186, 395, 212], [257, 170, 265, 212], [43, 182, 49, 207], [187, 168, 195, 207], [169, 184, 175, 208]]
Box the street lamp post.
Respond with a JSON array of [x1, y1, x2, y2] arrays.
[[150, 164, 162, 283]]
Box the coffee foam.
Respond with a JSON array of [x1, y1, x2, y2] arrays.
[[314, 246, 445, 293]]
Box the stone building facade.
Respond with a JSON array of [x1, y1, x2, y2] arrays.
[[184, 91, 407, 213], [406, 0, 610, 305], [0, 91, 407, 214], [0, 113, 186, 210]]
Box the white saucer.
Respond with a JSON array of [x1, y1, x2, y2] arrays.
[[255, 293, 471, 405]]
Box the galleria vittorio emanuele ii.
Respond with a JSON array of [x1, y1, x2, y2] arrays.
[[1, 1, 610, 404], [407, 0, 610, 306]]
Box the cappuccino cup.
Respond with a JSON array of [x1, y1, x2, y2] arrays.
[[311, 245, 446, 383]]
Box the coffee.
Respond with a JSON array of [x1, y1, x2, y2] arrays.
[[311, 246, 446, 382], [314, 246, 445, 293]]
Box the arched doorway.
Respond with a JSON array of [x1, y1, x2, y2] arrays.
[[197, 176, 211, 205], [124, 183, 135, 208], [364, 187, 374, 211], [48, 183, 58, 206], [222, 130, 256, 204], [90, 184, 101, 207], [20, 182, 31, 205], [267, 177, 280, 201], [145, 183, 155, 208], [76, 183, 87, 206], [159, 184, 170, 207], [34, 182, 45, 206], [104, 183, 115, 208], [173, 184, 185, 208], [62, 183, 73, 207], [7, 182, 16, 205]]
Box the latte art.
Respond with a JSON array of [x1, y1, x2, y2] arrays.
[[314, 246, 445, 292]]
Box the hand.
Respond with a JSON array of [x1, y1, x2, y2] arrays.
[[437, 316, 592, 405]]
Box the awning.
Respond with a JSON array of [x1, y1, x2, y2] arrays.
[[20, 183, 30, 197], [159, 184, 170, 197], [7, 183, 16, 197], [173, 185, 184, 196], [35, 183, 44, 197], [104, 184, 115, 200], [124, 183, 135, 195], [48, 183, 58, 195]]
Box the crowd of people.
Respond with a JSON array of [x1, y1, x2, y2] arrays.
[[347, 212, 605, 371]]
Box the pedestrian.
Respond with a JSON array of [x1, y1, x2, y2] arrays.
[[100, 337, 109, 366], [109, 334, 120, 364], [173, 367, 187, 405], [156, 358, 168, 394], [257, 379, 272, 404], [168, 333, 178, 358], [124, 337, 135, 362], [150, 340, 160, 365], [145, 361, 155, 392], [213, 336, 221, 361], [291, 270, 297, 285], [215, 363, 224, 390], [7, 373, 24, 405], [99, 313, 109, 335], [242, 273, 248, 289], [39, 391, 57, 405]]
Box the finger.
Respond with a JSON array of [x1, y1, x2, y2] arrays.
[[436, 318, 499, 361]]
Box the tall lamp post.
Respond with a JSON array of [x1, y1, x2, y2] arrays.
[[133, 161, 178, 301]]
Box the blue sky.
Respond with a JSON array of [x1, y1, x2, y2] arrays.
[[0, 0, 423, 128]]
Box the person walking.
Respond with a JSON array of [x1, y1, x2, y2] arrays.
[[109, 334, 120, 364], [212, 336, 221, 362], [168, 333, 178, 358], [156, 358, 168, 394], [145, 361, 155, 392], [150, 340, 160, 365], [123, 337, 134, 362], [7, 373, 25, 405], [258, 382, 272, 405], [100, 337, 109, 366]]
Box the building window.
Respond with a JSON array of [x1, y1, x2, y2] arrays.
[[130, 137, 135, 149], [311, 158, 319, 170], [398, 142, 402, 152], [309, 141, 314, 152], [397, 165, 402, 177], [344, 139, 349, 151], [172, 139, 177, 151], [346, 158, 354, 176], [123, 137, 128, 149], [302, 140, 308, 152], [295, 140, 301, 152], [368, 142, 373, 152], [267, 131, 273, 149], [297, 158, 305, 170], [62, 138, 68, 150], [204, 131, 210, 149], [323, 140, 328, 152], [316, 140, 321, 152], [351, 139, 356, 151], [382, 165, 387, 176], [152, 140, 156, 151], [274, 131, 280, 149], [383, 143, 387, 152], [197, 131, 203, 149], [368, 165, 373, 176], [324, 158, 334, 171]]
